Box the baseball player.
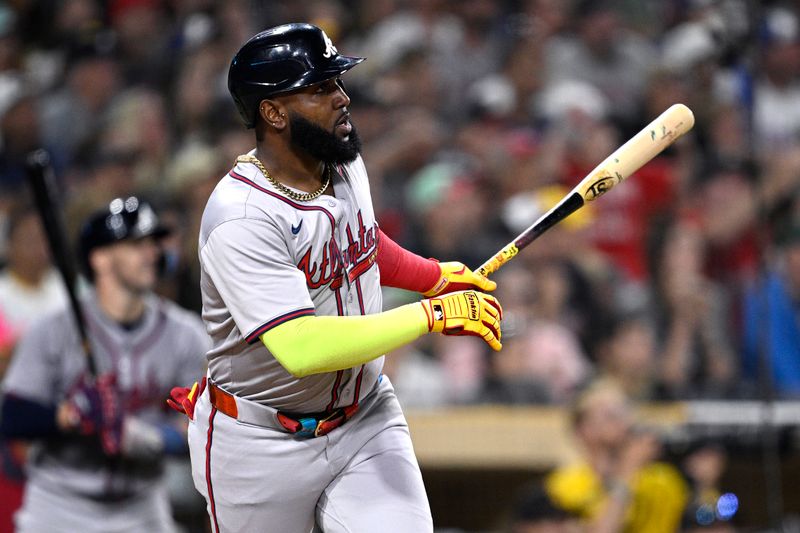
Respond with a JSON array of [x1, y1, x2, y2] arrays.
[[0, 197, 209, 533], [173, 23, 503, 533]]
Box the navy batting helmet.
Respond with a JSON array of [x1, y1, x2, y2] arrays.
[[228, 23, 365, 128], [78, 197, 170, 280]]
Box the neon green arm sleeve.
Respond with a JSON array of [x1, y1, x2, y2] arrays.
[[260, 303, 429, 377]]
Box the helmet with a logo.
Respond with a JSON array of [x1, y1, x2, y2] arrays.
[[227, 23, 365, 128], [78, 196, 170, 281]]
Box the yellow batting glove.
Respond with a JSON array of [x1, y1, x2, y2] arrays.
[[423, 261, 497, 297], [420, 290, 503, 351]]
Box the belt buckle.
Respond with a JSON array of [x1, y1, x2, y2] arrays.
[[314, 409, 346, 438], [278, 404, 357, 438]]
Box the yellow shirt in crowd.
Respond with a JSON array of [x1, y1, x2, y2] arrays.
[[545, 461, 689, 533]]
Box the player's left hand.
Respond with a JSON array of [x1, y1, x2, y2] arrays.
[[421, 290, 503, 351], [423, 261, 496, 297], [61, 373, 123, 456]]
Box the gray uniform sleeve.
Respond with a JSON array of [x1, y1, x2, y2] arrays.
[[2, 316, 69, 405], [200, 216, 315, 343]]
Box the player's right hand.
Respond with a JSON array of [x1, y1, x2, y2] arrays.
[[420, 290, 503, 351]]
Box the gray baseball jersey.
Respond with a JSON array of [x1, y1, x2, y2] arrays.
[[190, 153, 433, 532], [2, 293, 209, 532], [199, 152, 382, 412]]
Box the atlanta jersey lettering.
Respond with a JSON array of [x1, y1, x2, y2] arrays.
[[199, 152, 382, 412]]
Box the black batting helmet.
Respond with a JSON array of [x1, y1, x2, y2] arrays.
[[78, 196, 170, 281], [228, 23, 365, 128]]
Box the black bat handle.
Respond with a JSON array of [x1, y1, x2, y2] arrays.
[[25, 149, 97, 376]]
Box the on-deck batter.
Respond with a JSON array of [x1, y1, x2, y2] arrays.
[[177, 23, 504, 533], [1, 198, 209, 533]]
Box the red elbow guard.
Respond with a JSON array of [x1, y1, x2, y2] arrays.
[[375, 229, 441, 293]]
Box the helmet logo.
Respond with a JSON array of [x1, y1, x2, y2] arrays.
[[322, 32, 338, 58]]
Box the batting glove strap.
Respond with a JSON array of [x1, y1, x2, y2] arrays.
[[420, 290, 503, 351], [423, 261, 497, 297]]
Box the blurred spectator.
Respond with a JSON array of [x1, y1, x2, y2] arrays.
[[405, 161, 495, 268], [697, 166, 761, 287], [351, 0, 457, 86], [545, 378, 689, 532], [433, 0, 509, 120], [753, 6, 800, 155], [0, 202, 66, 533], [697, 104, 753, 189], [698, 154, 800, 288], [172, 43, 230, 145], [158, 142, 227, 312], [373, 46, 442, 113], [364, 105, 446, 223], [63, 147, 140, 239], [481, 319, 590, 404], [679, 441, 738, 532], [478, 261, 593, 405], [650, 217, 737, 399], [742, 223, 800, 397], [507, 483, 582, 533], [517, 0, 573, 40], [109, 0, 172, 87], [0, 202, 67, 340], [543, 0, 656, 125], [0, 5, 20, 73], [0, 85, 50, 192], [39, 32, 121, 165], [592, 313, 660, 401], [102, 87, 172, 191], [466, 37, 546, 125]]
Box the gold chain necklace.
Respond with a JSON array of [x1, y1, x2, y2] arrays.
[[236, 154, 331, 202]]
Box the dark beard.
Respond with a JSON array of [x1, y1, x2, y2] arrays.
[[288, 113, 362, 165]]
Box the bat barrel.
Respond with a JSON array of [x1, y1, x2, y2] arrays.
[[477, 104, 696, 279], [576, 103, 695, 202]]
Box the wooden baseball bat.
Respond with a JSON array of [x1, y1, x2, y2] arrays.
[[25, 149, 97, 376], [477, 103, 695, 278]]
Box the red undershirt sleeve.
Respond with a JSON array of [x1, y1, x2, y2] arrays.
[[375, 229, 441, 293]]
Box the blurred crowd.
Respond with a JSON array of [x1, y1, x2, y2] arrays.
[[0, 0, 799, 531]]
